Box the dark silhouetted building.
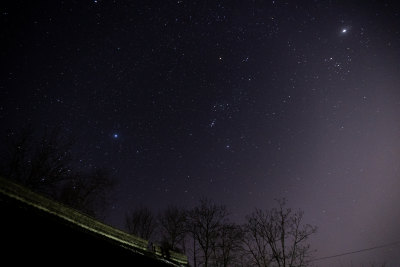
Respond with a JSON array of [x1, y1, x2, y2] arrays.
[[0, 176, 188, 266]]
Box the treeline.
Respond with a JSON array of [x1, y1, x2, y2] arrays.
[[0, 127, 317, 266], [126, 198, 317, 267]]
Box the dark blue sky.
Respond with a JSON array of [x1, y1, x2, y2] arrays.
[[1, 1, 400, 265]]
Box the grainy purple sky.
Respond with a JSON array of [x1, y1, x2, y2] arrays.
[[1, 1, 400, 265]]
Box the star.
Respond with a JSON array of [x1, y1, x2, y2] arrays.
[[209, 119, 216, 128], [340, 27, 349, 34], [113, 133, 118, 138]]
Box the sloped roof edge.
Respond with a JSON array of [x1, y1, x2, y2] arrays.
[[0, 176, 188, 265]]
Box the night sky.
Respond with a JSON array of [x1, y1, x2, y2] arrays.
[[1, 1, 400, 265]]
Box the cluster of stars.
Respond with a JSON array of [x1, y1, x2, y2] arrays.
[[2, 1, 400, 264]]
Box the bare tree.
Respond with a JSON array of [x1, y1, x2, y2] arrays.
[[187, 227, 201, 267], [0, 126, 115, 218], [187, 198, 229, 267], [211, 222, 244, 267], [241, 199, 317, 267], [241, 209, 275, 267], [125, 206, 158, 240], [0, 126, 74, 195], [158, 205, 188, 253], [58, 168, 115, 218]]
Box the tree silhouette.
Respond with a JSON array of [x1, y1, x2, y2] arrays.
[[187, 198, 229, 267], [211, 222, 243, 267], [1, 126, 73, 194], [125, 206, 158, 240], [0, 126, 115, 218], [158, 205, 188, 253], [58, 168, 115, 218], [241, 199, 317, 267]]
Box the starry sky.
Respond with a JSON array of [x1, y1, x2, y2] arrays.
[[1, 1, 400, 265]]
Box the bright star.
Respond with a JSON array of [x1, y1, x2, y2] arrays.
[[210, 118, 216, 128], [340, 27, 350, 34], [113, 134, 118, 138]]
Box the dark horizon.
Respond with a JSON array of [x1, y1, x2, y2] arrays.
[[1, 1, 400, 266]]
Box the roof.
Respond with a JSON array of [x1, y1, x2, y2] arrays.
[[0, 176, 188, 266]]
